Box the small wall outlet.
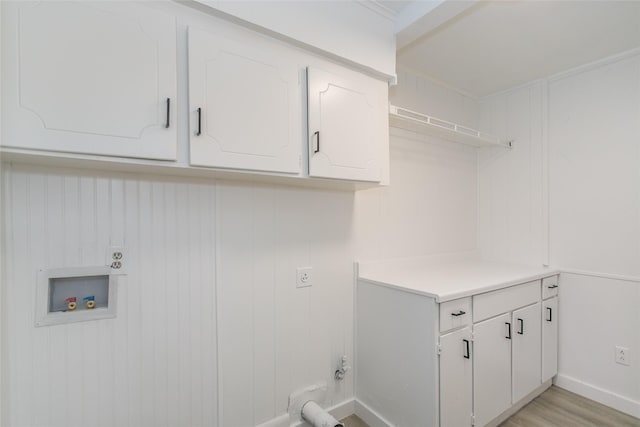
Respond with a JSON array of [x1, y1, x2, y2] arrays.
[[296, 267, 313, 288], [615, 346, 630, 366], [106, 246, 127, 275]]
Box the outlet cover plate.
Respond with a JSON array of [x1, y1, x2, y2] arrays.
[[296, 267, 313, 288], [615, 346, 630, 366], [106, 246, 127, 275]]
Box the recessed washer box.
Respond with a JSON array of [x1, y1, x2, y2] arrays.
[[36, 266, 117, 327]]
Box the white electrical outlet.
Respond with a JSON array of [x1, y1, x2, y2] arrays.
[[615, 346, 630, 366], [106, 246, 127, 275], [296, 267, 313, 288]]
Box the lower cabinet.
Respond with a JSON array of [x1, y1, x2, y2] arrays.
[[356, 273, 559, 427], [473, 313, 512, 427], [542, 296, 559, 381], [439, 327, 473, 427], [512, 302, 542, 403]]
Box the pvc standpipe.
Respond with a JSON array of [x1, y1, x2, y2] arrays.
[[301, 401, 344, 427]]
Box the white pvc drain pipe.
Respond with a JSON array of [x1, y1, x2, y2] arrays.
[[301, 401, 344, 427]]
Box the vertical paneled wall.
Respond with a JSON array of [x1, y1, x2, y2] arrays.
[[1, 164, 359, 427], [548, 53, 640, 416], [391, 68, 480, 129], [548, 54, 640, 277], [2, 164, 217, 427], [478, 82, 545, 265], [355, 129, 478, 261], [216, 181, 356, 426], [477, 51, 640, 417], [356, 69, 480, 261]]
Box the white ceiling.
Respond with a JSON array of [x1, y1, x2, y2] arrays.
[[394, 0, 640, 97]]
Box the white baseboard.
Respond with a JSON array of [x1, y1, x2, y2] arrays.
[[354, 399, 393, 427], [555, 374, 640, 419], [329, 398, 356, 422], [256, 413, 290, 427]]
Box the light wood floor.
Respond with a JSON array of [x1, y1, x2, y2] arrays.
[[499, 386, 640, 427], [340, 414, 369, 427], [340, 386, 640, 427]]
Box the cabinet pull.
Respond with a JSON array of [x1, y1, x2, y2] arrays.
[[463, 339, 470, 359], [505, 322, 511, 339], [547, 284, 558, 289], [451, 310, 466, 317], [517, 318, 524, 335], [165, 98, 171, 129], [196, 107, 202, 136], [546, 307, 553, 322], [313, 131, 320, 153]]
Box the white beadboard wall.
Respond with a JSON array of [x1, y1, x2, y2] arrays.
[[478, 50, 640, 417], [548, 52, 640, 417], [390, 67, 480, 129], [1, 164, 218, 427], [354, 68, 481, 261], [355, 128, 478, 261], [215, 181, 356, 426], [548, 53, 640, 278], [0, 163, 361, 427], [478, 81, 545, 265]]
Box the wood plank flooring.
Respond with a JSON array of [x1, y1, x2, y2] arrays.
[[340, 414, 369, 427], [340, 386, 640, 427], [499, 386, 640, 427]]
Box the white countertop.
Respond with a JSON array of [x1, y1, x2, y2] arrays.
[[357, 256, 559, 302]]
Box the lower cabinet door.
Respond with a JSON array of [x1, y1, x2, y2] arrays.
[[473, 313, 512, 427], [439, 327, 472, 427], [512, 302, 542, 402], [542, 297, 558, 381]]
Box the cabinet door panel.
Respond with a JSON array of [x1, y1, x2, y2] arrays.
[[512, 302, 542, 402], [2, 2, 177, 160], [307, 67, 387, 182], [473, 313, 511, 427], [542, 297, 558, 382], [440, 327, 472, 427], [188, 27, 301, 174]]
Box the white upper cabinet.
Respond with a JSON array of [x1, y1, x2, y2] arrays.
[[1, 2, 178, 160], [188, 26, 302, 174], [307, 67, 388, 183]]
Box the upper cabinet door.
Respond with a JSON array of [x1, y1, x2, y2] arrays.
[[1, 2, 177, 160], [188, 27, 302, 174], [307, 67, 388, 183]]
